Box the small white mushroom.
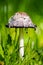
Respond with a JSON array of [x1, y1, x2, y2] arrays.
[[6, 12, 37, 60]]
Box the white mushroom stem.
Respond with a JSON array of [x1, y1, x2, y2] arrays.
[[19, 28, 24, 60]]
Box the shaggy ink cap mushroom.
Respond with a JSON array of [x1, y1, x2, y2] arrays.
[[5, 12, 37, 60]]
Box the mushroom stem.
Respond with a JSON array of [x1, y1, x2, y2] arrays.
[[19, 28, 24, 60]]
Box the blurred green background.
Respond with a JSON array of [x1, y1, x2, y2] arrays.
[[0, 0, 43, 65]]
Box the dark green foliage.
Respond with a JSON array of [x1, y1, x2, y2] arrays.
[[0, 54, 4, 61], [7, 34, 12, 45]]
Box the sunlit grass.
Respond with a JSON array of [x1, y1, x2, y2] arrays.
[[0, 25, 43, 65]]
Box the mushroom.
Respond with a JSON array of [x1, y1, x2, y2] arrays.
[[6, 12, 37, 60]]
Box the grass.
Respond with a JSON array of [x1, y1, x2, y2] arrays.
[[0, 25, 43, 65]]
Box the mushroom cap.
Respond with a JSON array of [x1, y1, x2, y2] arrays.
[[6, 12, 37, 29]]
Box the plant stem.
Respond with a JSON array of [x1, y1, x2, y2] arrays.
[[19, 28, 24, 60]]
